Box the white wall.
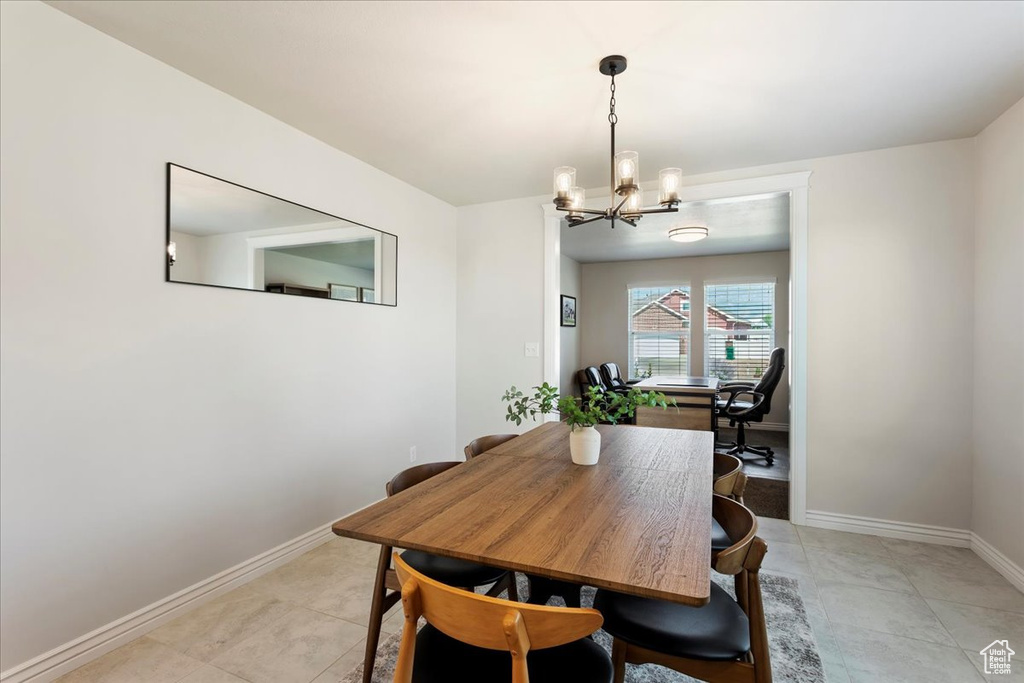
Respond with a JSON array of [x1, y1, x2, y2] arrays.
[[169, 230, 202, 284], [559, 255, 581, 397], [456, 138, 976, 532], [262, 251, 373, 291], [0, 2, 457, 671], [579, 251, 791, 425], [455, 196, 547, 448], [972, 98, 1024, 569]]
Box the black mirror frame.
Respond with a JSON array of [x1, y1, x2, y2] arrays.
[[165, 162, 398, 307]]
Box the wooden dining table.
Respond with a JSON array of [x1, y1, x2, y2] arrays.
[[332, 421, 714, 605]]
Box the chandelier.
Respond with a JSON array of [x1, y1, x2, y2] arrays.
[[553, 55, 682, 228]]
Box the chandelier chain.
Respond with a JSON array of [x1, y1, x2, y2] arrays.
[[608, 72, 617, 125]]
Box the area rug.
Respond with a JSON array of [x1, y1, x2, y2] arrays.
[[341, 572, 825, 682], [744, 476, 790, 520]]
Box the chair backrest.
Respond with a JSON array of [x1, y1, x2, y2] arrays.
[[577, 366, 607, 395], [386, 461, 462, 497], [599, 362, 627, 389], [464, 434, 518, 460], [710, 495, 766, 575], [392, 552, 604, 683], [712, 453, 744, 496], [751, 348, 786, 416]]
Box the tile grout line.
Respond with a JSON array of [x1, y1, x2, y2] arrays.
[[809, 535, 965, 651], [789, 532, 853, 683], [152, 548, 377, 683]]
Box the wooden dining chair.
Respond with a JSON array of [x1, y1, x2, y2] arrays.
[[714, 452, 747, 503], [710, 453, 747, 555], [360, 462, 519, 683], [392, 552, 613, 683], [594, 495, 771, 683], [464, 433, 518, 459]]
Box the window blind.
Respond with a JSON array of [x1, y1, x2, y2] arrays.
[[627, 285, 691, 379], [705, 281, 775, 382]]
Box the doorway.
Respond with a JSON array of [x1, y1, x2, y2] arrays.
[[542, 172, 810, 523]]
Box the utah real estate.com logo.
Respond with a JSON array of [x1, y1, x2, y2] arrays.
[[980, 640, 1015, 675]]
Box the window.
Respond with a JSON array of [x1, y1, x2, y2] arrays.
[[705, 281, 775, 382], [628, 285, 690, 379]]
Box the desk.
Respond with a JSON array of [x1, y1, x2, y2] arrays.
[[633, 376, 719, 431], [332, 422, 713, 605]]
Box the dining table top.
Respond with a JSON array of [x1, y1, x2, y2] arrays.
[[331, 421, 714, 605]]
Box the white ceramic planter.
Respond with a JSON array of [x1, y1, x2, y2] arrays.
[[569, 425, 601, 465]]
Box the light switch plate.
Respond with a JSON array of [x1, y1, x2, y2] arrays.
[[524, 342, 540, 357]]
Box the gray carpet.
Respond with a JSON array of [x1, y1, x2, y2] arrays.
[[342, 572, 824, 682]]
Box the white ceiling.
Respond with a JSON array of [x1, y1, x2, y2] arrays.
[[170, 165, 339, 236], [50, 1, 1024, 206], [561, 193, 790, 263], [268, 241, 376, 271]]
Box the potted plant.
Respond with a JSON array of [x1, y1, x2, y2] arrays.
[[502, 383, 672, 465]]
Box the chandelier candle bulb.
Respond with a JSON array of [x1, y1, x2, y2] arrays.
[[614, 150, 639, 193], [659, 168, 682, 205], [553, 166, 576, 207], [567, 186, 586, 222], [624, 189, 643, 216]]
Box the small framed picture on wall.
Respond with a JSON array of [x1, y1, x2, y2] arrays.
[[561, 295, 577, 327]]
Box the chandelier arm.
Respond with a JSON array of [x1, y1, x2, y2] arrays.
[[619, 217, 638, 227], [567, 214, 607, 228], [557, 207, 607, 216], [636, 207, 681, 216], [612, 193, 630, 214]]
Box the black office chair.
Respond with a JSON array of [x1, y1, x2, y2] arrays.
[[576, 366, 637, 426], [716, 348, 785, 466], [576, 366, 608, 396], [599, 363, 633, 393]]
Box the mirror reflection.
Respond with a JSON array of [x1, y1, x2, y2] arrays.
[[166, 164, 397, 305]]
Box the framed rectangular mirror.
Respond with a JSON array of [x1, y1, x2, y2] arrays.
[[166, 163, 397, 306]]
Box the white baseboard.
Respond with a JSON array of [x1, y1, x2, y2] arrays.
[[0, 524, 336, 683], [971, 533, 1024, 594], [804, 509, 972, 547], [804, 510, 1024, 595]]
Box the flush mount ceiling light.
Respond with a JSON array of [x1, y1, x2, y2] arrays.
[[668, 226, 709, 243], [553, 56, 681, 229]]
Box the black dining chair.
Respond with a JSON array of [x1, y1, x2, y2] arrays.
[[360, 462, 518, 683], [594, 495, 771, 683]]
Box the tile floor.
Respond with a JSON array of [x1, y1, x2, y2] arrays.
[[56, 523, 1023, 683]]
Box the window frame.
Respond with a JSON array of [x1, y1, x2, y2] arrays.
[[703, 278, 777, 383], [626, 282, 692, 380]]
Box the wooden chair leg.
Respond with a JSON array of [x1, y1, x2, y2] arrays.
[[748, 572, 772, 683], [506, 572, 519, 602], [563, 585, 581, 609], [734, 571, 749, 614], [362, 544, 393, 683], [611, 637, 628, 683], [525, 575, 555, 605]]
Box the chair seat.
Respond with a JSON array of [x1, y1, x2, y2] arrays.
[[716, 400, 754, 415], [711, 517, 733, 552], [593, 582, 750, 661], [400, 550, 508, 587], [411, 623, 613, 683]]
